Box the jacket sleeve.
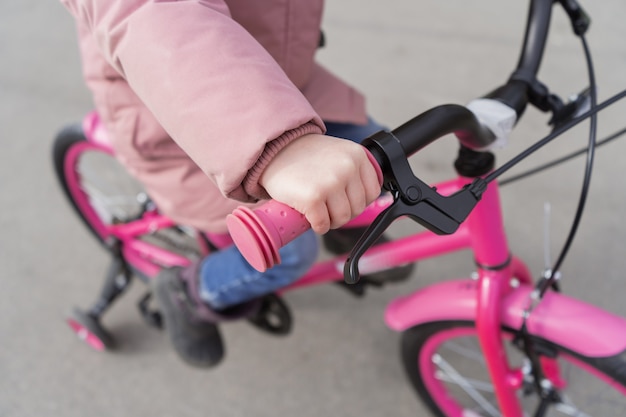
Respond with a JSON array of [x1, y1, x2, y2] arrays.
[[60, 0, 325, 202]]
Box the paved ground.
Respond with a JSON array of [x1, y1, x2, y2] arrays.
[[2, 1, 626, 416]]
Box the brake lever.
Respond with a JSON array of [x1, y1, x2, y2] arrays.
[[343, 200, 398, 284], [344, 131, 488, 284]]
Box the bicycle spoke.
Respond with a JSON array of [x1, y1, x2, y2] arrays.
[[444, 341, 487, 364], [553, 399, 591, 417], [432, 353, 501, 417], [434, 370, 495, 393], [81, 182, 138, 206], [74, 152, 145, 223], [80, 181, 139, 220]]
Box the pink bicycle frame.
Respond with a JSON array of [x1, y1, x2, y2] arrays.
[[80, 112, 626, 415]]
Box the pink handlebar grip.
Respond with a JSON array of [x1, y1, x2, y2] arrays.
[[226, 148, 383, 272], [226, 201, 310, 272]]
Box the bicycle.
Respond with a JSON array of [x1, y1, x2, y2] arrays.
[[52, 0, 626, 415]]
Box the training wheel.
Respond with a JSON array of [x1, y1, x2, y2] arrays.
[[66, 308, 114, 351]]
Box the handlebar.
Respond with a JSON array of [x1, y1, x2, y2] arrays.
[[227, 104, 492, 273], [227, 0, 592, 277]]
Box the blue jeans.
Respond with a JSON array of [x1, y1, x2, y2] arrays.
[[199, 118, 384, 309]]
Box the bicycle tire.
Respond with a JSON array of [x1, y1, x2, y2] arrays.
[[52, 123, 145, 248], [401, 320, 626, 416]]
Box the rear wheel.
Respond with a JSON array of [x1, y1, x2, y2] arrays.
[[52, 124, 146, 247], [52, 124, 207, 260], [401, 320, 626, 416]]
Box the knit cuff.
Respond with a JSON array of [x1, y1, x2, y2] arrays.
[[243, 121, 324, 200]]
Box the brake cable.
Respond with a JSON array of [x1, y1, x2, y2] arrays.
[[511, 29, 598, 414], [498, 126, 626, 187], [540, 34, 598, 295]]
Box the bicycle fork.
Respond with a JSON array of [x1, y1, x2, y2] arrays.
[[477, 269, 569, 417], [475, 267, 527, 417]]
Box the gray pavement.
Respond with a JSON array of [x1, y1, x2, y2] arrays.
[[2, 1, 626, 416]]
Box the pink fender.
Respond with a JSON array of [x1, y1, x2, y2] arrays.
[[385, 279, 626, 358]]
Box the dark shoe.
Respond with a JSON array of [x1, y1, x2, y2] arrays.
[[153, 266, 225, 368], [322, 227, 415, 284]]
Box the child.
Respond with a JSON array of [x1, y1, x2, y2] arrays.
[[60, 0, 412, 368]]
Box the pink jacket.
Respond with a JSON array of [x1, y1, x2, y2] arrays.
[[61, 0, 367, 232]]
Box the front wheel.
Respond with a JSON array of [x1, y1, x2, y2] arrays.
[[401, 320, 626, 416]]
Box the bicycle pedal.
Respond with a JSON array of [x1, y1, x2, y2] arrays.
[[247, 293, 292, 336]]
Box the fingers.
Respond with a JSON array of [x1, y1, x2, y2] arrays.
[[305, 199, 332, 234], [360, 156, 383, 204], [328, 186, 362, 230], [303, 186, 360, 234], [307, 158, 378, 234], [303, 187, 351, 234]]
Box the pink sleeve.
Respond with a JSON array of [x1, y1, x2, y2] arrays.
[[60, 0, 325, 201]]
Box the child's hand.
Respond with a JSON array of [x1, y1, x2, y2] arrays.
[[259, 134, 381, 234]]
